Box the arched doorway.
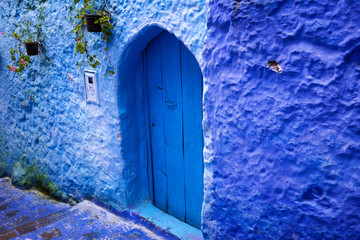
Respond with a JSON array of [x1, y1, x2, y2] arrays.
[[143, 31, 203, 229]]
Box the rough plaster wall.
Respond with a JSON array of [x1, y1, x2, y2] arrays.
[[0, 0, 206, 212], [202, 0, 360, 239]]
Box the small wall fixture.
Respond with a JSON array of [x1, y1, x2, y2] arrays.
[[84, 70, 99, 104], [267, 60, 283, 73]]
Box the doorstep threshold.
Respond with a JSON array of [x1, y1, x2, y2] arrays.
[[131, 202, 204, 240]]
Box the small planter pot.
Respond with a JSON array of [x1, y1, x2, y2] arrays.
[[85, 15, 101, 32], [25, 42, 39, 56]]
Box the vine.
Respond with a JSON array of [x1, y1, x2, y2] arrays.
[[72, 0, 114, 76], [6, 3, 46, 74]]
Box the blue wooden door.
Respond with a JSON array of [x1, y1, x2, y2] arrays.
[[145, 31, 203, 229]]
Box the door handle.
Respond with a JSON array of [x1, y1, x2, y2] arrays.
[[165, 101, 177, 108]]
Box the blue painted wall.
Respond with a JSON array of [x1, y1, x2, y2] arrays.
[[202, 0, 360, 239], [0, 0, 206, 213], [1, 0, 360, 239]]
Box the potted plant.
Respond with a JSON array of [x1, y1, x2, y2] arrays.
[[6, 31, 35, 73], [72, 0, 114, 76], [5, 3, 46, 74]]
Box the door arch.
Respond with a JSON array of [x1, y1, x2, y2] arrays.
[[144, 30, 203, 229]]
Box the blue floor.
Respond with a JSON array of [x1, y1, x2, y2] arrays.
[[0, 177, 179, 240]]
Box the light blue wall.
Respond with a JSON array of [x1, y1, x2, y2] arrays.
[[0, 0, 206, 213]]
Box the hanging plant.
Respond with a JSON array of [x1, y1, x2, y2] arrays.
[[6, 31, 38, 73], [72, 0, 114, 76], [6, 6, 46, 74]]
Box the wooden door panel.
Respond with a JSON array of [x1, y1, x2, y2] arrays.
[[146, 36, 167, 212], [145, 31, 203, 228], [180, 43, 203, 229], [159, 32, 186, 220]]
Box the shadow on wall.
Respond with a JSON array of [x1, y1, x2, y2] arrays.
[[345, 45, 360, 64], [0, 52, 2, 70]]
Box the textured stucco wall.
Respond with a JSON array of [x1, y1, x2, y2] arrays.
[[2, 0, 360, 239], [202, 0, 360, 239], [0, 0, 206, 213]]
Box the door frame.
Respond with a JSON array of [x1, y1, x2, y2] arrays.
[[116, 26, 205, 230]]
